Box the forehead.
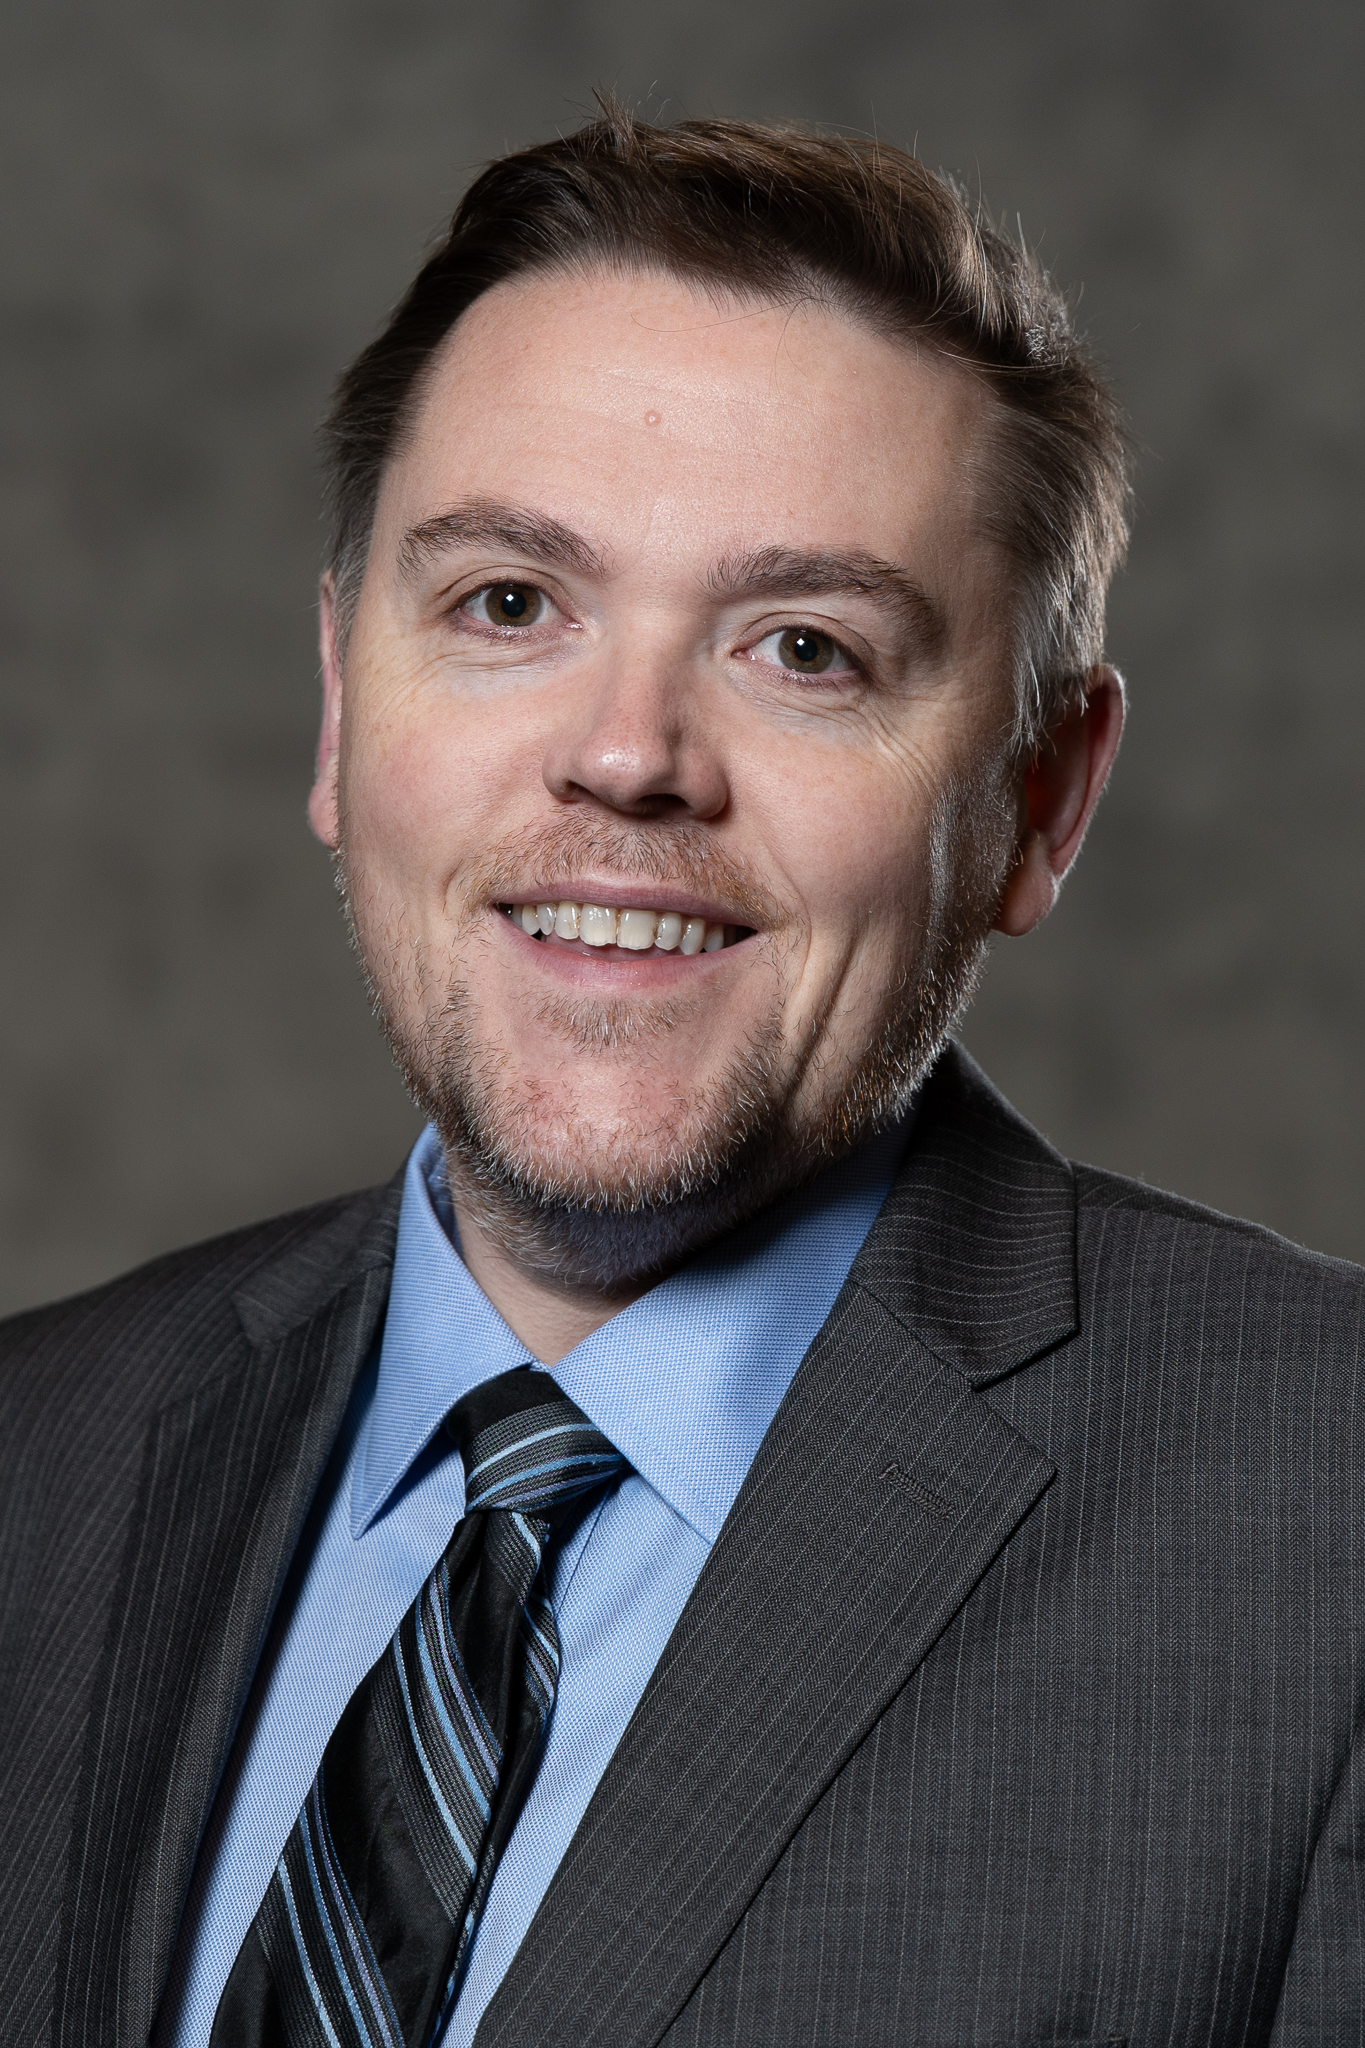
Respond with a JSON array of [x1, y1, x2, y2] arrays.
[[377, 267, 994, 574]]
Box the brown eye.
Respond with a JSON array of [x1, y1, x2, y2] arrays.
[[777, 627, 835, 673], [478, 583, 544, 627]]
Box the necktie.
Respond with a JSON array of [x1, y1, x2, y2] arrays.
[[211, 1369, 627, 2048]]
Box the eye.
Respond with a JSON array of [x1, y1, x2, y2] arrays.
[[463, 582, 547, 628], [750, 625, 855, 678]]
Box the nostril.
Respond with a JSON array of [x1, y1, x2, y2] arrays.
[[561, 786, 696, 823]]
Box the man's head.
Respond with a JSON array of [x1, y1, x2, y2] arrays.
[[309, 105, 1129, 1305]]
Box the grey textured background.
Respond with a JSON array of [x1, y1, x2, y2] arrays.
[[1, 1, 1361, 1316]]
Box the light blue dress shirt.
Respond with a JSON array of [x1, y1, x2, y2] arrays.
[[157, 1115, 909, 2047]]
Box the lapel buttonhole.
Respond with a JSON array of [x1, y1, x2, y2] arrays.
[[880, 1461, 955, 1518]]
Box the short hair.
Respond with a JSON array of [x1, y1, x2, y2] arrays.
[[323, 99, 1131, 758]]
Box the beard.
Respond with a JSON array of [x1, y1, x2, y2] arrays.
[[341, 769, 1015, 1300]]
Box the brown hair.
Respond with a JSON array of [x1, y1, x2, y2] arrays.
[[323, 99, 1130, 755]]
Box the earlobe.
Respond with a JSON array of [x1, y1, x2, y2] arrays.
[[992, 663, 1125, 939], [994, 829, 1059, 937], [308, 574, 344, 850]]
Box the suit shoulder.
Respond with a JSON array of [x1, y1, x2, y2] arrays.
[[0, 1180, 400, 1433], [0, 1181, 397, 1341], [1072, 1158, 1365, 1305]]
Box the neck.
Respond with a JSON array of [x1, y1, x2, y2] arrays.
[[447, 1190, 644, 1364]]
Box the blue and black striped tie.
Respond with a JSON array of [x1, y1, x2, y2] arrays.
[[211, 1369, 627, 2048]]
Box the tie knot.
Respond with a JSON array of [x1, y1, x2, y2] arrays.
[[446, 1367, 627, 1515]]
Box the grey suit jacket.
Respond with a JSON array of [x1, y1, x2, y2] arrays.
[[3, 1045, 1364, 2048]]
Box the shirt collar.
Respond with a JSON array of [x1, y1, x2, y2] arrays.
[[354, 1115, 911, 1544]]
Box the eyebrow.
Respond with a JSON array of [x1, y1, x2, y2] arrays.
[[398, 498, 609, 583], [708, 545, 947, 656]]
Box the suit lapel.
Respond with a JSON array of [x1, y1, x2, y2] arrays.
[[55, 1189, 400, 2048], [477, 1044, 1077, 2048]]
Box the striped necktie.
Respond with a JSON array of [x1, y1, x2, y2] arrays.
[[211, 1368, 627, 2048]]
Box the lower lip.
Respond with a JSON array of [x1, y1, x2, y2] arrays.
[[492, 912, 755, 986]]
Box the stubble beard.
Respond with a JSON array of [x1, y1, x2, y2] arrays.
[[342, 773, 1015, 1300]]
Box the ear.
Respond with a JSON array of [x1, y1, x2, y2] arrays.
[[308, 572, 344, 850], [993, 664, 1125, 938]]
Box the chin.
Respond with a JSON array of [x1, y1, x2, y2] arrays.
[[422, 1015, 806, 1294], [472, 1107, 733, 1205], [442, 1120, 809, 1298]]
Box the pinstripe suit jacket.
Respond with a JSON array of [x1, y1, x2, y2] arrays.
[[3, 1044, 1364, 2048]]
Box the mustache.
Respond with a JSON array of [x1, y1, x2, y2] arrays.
[[456, 815, 786, 932]]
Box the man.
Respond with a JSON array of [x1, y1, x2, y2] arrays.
[[2, 102, 1362, 2048]]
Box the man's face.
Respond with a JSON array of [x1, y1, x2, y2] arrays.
[[316, 269, 1021, 1285]]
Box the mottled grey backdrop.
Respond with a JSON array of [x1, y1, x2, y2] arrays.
[[2, 1, 1361, 1315]]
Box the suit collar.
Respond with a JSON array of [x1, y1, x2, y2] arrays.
[[852, 1040, 1079, 1387], [475, 1043, 1073, 2048], [57, 1181, 402, 2048], [229, 1174, 402, 1345]]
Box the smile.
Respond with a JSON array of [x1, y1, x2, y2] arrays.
[[500, 900, 751, 956]]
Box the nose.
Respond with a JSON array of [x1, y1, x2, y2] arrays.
[[541, 651, 728, 821]]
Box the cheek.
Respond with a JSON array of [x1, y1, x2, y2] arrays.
[[747, 741, 939, 949], [341, 697, 512, 889]]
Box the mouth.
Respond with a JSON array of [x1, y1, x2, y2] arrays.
[[497, 897, 755, 958]]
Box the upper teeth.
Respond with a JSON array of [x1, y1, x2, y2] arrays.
[[511, 901, 732, 954]]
